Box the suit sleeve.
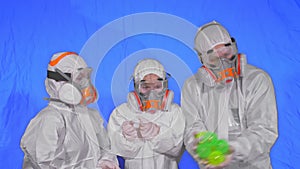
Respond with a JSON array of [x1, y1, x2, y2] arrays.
[[20, 111, 66, 168], [150, 105, 185, 158], [230, 72, 278, 162], [88, 108, 119, 165], [181, 78, 207, 156], [107, 106, 143, 159]]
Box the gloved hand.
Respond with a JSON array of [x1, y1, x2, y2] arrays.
[[97, 159, 120, 169], [138, 118, 160, 140], [191, 132, 235, 169], [121, 121, 138, 141], [199, 147, 234, 169]]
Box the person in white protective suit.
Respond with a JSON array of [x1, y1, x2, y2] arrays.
[[107, 58, 185, 169], [181, 21, 278, 169], [20, 52, 120, 169]]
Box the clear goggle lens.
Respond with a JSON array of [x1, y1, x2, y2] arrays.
[[138, 80, 167, 96], [205, 44, 236, 69], [73, 68, 93, 89], [73, 68, 98, 105]]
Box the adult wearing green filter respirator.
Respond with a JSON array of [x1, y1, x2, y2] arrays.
[[181, 21, 278, 169]]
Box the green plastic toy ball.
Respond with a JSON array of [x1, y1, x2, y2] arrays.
[[195, 132, 206, 139], [200, 132, 217, 144], [194, 131, 230, 165], [208, 150, 225, 165], [215, 139, 229, 154], [196, 142, 212, 159]]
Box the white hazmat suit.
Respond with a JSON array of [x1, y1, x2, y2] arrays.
[[20, 52, 119, 169], [182, 21, 278, 169], [108, 59, 185, 169]]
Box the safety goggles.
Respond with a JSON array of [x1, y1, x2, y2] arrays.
[[72, 68, 97, 105], [137, 79, 167, 96], [72, 68, 93, 89], [204, 44, 236, 69]]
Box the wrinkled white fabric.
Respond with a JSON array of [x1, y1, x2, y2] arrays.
[[21, 102, 118, 168], [182, 61, 278, 169], [108, 92, 185, 169], [133, 58, 165, 82]]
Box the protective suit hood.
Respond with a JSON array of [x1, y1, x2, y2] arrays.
[[45, 52, 97, 105], [133, 58, 166, 82], [45, 52, 87, 98], [194, 21, 232, 63]]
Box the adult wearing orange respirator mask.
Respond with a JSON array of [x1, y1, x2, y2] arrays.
[[182, 21, 278, 169], [21, 52, 119, 169], [108, 58, 185, 169]]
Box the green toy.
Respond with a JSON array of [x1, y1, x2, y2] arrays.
[[195, 131, 229, 166], [215, 139, 229, 154], [208, 150, 225, 165], [196, 142, 211, 159]]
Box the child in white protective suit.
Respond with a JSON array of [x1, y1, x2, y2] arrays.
[[20, 52, 120, 169], [107, 58, 185, 169]]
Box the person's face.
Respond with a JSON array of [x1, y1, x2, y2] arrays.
[[213, 43, 234, 59], [205, 43, 235, 69], [139, 74, 163, 95]]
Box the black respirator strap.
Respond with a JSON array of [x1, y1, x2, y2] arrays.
[[47, 70, 71, 82]]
